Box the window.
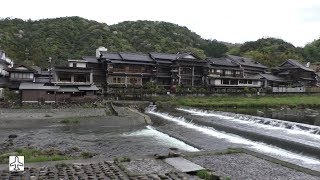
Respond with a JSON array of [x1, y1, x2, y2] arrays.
[[225, 70, 232, 76], [216, 69, 222, 74], [247, 80, 252, 84], [222, 79, 229, 84], [236, 71, 240, 75], [230, 80, 238, 85]]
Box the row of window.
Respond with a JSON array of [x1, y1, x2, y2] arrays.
[[10, 73, 34, 79], [211, 69, 241, 76], [110, 77, 142, 85]]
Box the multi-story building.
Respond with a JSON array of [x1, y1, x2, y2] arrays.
[[206, 57, 263, 92], [272, 59, 317, 87], [226, 55, 268, 75]]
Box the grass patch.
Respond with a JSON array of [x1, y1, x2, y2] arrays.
[[81, 152, 96, 159], [0, 148, 72, 164], [60, 117, 80, 124], [196, 170, 219, 180], [155, 94, 320, 108]]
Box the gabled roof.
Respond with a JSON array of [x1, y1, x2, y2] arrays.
[[149, 52, 177, 61], [176, 52, 200, 60], [7, 65, 36, 73], [100, 52, 122, 60], [227, 55, 267, 69], [207, 57, 239, 67], [119, 52, 154, 62], [278, 59, 315, 72], [19, 83, 60, 90], [259, 73, 286, 82]]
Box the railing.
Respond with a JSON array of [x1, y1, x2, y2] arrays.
[[272, 87, 305, 93]]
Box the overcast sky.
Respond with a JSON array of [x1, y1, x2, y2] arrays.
[[1, 0, 320, 47]]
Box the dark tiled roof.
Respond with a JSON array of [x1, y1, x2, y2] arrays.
[[150, 52, 177, 61], [227, 55, 268, 69], [282, 59, 315, 72], [119, 52, 154, 62], [207, 57, 239, 67], [19, 83, 60, 90], [259, 73, 285, 82], [82, 56, 99, 63], [101, 52, 122, 60]]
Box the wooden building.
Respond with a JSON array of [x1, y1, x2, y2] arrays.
[[206, 57, 263, 92], [7, 65, 36, 90], [226, 55, 268, 75], [100, 52, 156, 94], [272, 59, 317, 87], [149, 52, 208, 88]]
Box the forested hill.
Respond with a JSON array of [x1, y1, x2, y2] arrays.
[[0, 16, 319, 68], [0, 16, 227, 67]]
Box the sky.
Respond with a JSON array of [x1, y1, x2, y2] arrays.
[[1, 0, 320, 47]]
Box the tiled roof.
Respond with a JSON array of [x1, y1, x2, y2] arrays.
[[227, 55, 268, 69], [259, 73, 286, 82], [19, 83, 60, 90], [119, 52, 154, 62], [82, 56, 99, 63], [284, 59, 315, 72], [150, 52, 177, 61], [207, 57, 239, 67], [101, 52, 122, 60]]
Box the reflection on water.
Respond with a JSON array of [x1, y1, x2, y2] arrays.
[[213, 107, 320, 126]]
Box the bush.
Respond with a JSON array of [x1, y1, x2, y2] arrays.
[[196, 170, 219, 180], [81, 152, 95, 158]]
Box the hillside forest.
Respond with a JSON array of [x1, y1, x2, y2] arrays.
[[0, 16, 320, 68]]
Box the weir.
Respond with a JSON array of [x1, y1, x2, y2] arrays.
[[123, 125, 199, 152], [147, 109, 320, 171], [174, 108, 320, 159], [178, 108, 320, 136]]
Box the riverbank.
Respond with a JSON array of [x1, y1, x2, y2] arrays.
[[154, 94, 320, 108]]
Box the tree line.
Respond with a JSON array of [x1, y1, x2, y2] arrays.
[[0, 16, 319, 68]]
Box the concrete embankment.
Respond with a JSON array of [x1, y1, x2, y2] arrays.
[[165, 109, 320, 160]]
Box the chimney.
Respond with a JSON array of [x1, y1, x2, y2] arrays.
[[96, 46, 108, 58]]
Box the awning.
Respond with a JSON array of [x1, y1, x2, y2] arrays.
[[57, 87, 79, 92], [19, 83, 60, 90], [78, 85, 99, 91]]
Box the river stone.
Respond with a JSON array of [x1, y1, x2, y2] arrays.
[[8, 134, 18, 139]]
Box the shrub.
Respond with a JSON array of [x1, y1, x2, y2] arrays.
[[81, 152, 95, 158]]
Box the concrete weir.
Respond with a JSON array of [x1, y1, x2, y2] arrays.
[[147, 109, 320, 171], [175, 108, 320, 159]]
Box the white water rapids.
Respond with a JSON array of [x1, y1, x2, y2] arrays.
[[123, 125, 199, 152], [147, 110, 320, 170]]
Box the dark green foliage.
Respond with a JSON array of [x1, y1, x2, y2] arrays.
[[0, 17, 217, 67], [231, 38, 304, 67], [1, 17, 319, 68], [303, 39, 320, 62], [196, 170, 219, 180], [200, 40, 228, 57]]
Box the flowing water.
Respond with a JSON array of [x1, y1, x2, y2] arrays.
[[146, 108, 320, 171]]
